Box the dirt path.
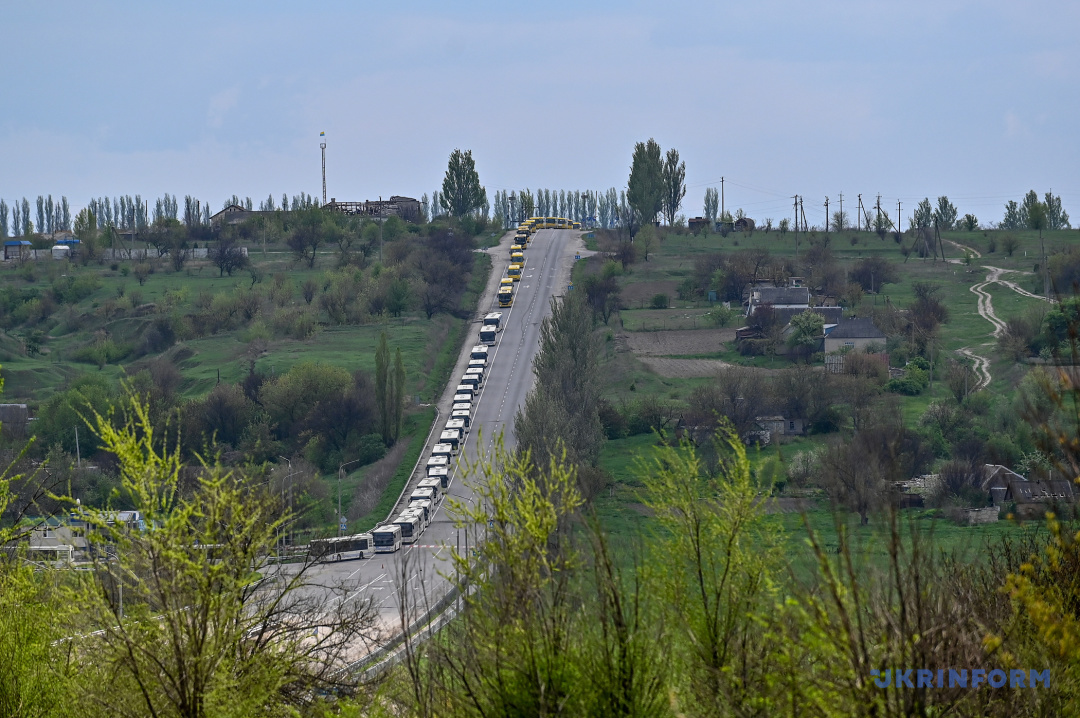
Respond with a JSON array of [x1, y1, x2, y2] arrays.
[[945, 239, 982, 258], [970, 267, 1008, 338], [958, 347, 992, 391]]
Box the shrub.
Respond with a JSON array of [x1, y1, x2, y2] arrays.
[[650, 293, 669, 309]]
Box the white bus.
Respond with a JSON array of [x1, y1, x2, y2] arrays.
[[393, 512, 423, 544], [452, 402, 472, 413], [470, 345, 489, 360], [445, 418, 467, 435], [431, 443, 454, 459], [455, 384, 475, 398], [440, 428, 461, 450], [468, 358, 487, 370], [464, 366, 485, 382], [451, 409, 471, 427], [460, 374, 481, 390], [427, 465, 449, 485], [483, 311, 503, 328], [452, 393, 473, 405], [408, 499, 432, 524], [426, 455, 450, 471], [372, 524, 402, 553], [308, 533, 374, 562], [410, 487, 436, 505], [480, 325, 497, 344], [418, 477, 443, 499]]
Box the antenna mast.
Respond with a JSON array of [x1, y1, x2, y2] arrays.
[[320, 133, 327, 205]]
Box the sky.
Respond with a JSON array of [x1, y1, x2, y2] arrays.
[[2, 0, 1078, 227]]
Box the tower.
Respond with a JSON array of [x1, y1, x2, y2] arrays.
[[320, 132, 327, 206]]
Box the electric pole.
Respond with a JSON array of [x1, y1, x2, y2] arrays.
[[320, 134, 327, 206], [838, 192, 844, 231], [793, 195, 799, 258], [824, 197, 830, 233], [800, 197, 807, 233], [720, 177, 725, 219], [876, 194, 882, 234]]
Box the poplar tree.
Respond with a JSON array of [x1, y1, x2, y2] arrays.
[[440, 149, 485, 217], [705, 187, 719, 224], [376, 332, 390, 444], [627, 139, 664, 226]]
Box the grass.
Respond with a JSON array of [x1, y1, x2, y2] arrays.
[[352, 406, 436, 532]]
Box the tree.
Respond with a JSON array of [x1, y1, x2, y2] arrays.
[[704, 187, 719, 225], [440, 149, 485, 217], [1028, 196, 1049, 298], [831, 210, 849, 232], [850, 256, 899, 293], [73, 207, 99, 258], [77, 396, 378, 717], [787, 309, 824, 362], [933, 195, 958, 230], [1002, 234, 1019, 257], [661, 147, 686, 225], [375, 332, 390, 444], [626, 139, 664, 227], [210, 234, 248, 277], [914, 198, 933, 228], [636, 223, 658, 262], [286, 208, 323, 268], [392, 347, 406, 442], [961, 213, 979, 231], [1001, 200, 1023, 229], [1045, 191, 1071, 230]]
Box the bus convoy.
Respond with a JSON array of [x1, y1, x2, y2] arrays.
[[310, 218, 575, 562]]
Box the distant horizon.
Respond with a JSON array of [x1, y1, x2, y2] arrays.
[[3, 1, 1077, 228]]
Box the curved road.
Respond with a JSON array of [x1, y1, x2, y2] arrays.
[[302, 227, 582, 649]]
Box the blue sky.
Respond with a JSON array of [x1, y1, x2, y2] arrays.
[[2, 0, 1077, 226]]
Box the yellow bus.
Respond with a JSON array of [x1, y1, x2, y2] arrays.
[[511, 251, 525, 266], [545, 217, 558, 229], [500, 277, 515, 291], [514, 231, 529, 245], [557, 218, 570, 229], [510, 243, 526, 256], [508, 264, 523, 281], [572, 221, 582, 230], [498, 286, 514, 307]]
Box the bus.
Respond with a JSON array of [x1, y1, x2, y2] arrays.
[[418, 477, 443, 499], [450, 409, 471, 428], [572, 221, 582, 230], [455, 383, 475, 399], [393, 512, 423, 544], [440, 428, 461, 450], [431, 443, 454, 460], [464, 366, 484, 382], [511, 251, 525, 266], [408, 499, 432, 524], [426, 465, 450, 486], [373, 524, 402, 553], [508, 264, 522, 281], [545, 217, 558, 229], [558, 218, 571, 229], [498, 286, 513, 307], [309, 533, 374, 562], [459, 374, 481, 390], [426, 455, 450, 472], [479, 325, 497, 345], [471, 345, 490, 360], [483, 312, 502, 329], [510, 243, 526, 255], [452, 401, 472, 413]]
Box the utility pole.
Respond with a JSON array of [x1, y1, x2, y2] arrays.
[[838, 192, 844, 231], [792, 195, 799, 258], [320, 134, 327, 206], [857, 194, 864, 231], [897, 200, 902, 238], [720, 177, 725, 219], [876, 194, 882, 234], [824, 197, 830, 233], [800, 197, 807, 233]]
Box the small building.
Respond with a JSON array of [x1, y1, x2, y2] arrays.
[[688, 217, 710, 235], [734, 217, 756, 232], [0, 404, 29, 438], [823, 317, 886, 353], [51, 244, 71, 260], [754, 415, 807, 439], [3, 240, 32, 260]]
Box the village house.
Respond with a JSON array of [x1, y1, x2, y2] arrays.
[[823, 317, 886, 353]]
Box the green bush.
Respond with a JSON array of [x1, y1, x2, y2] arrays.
[[650, 293, 669, 309]]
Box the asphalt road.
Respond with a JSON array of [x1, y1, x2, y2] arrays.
[[302, 227, 580, 640]]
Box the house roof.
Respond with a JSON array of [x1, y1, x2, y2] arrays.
[[827, 317, 885, 340], [751, 286, 810, 307]]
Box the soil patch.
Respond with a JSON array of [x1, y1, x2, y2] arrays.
[[625, 328, 736, 356], [621, 280, 680, 306], [640, 357, 732, 378]]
